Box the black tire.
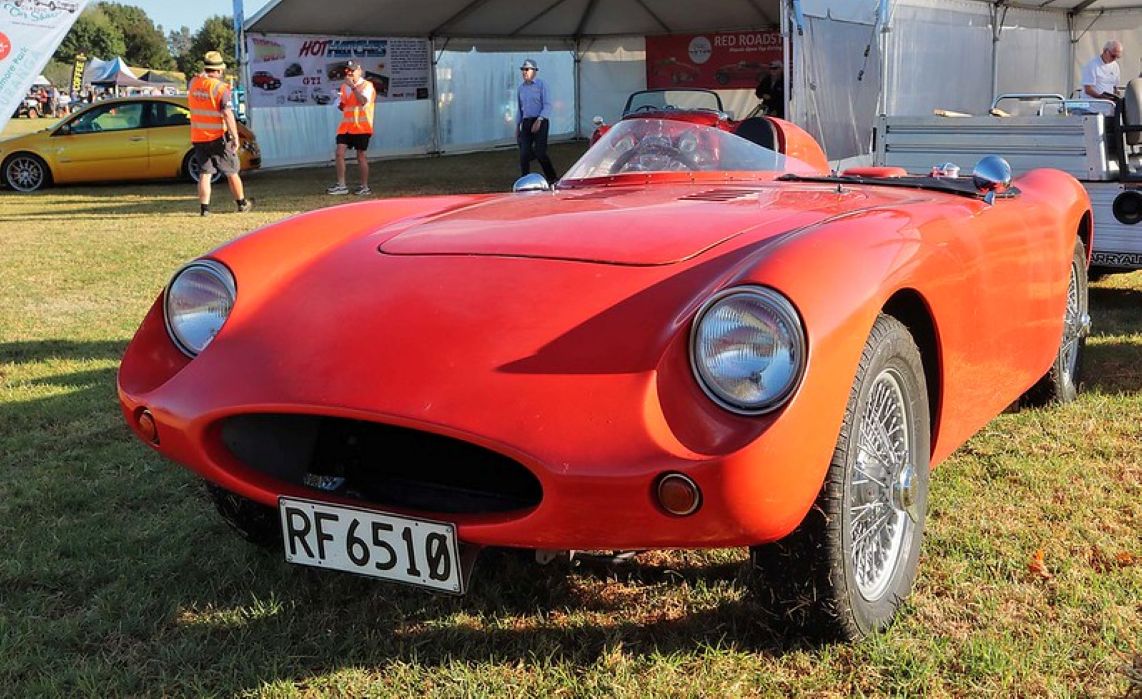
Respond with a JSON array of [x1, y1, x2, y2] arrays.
[[2, 152, 51, 192], [205, 482, 281, 549], [751, 314, 931, 641], [182, 150, 223, 184], [1021, 237, 1089, 406], [28, 108, 40, 119]]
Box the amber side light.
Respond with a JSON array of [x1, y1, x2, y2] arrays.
[[656, 473, 701, 516], [137, 409, 159, 445]]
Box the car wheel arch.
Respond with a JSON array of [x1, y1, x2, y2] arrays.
[[881, 288, 942, 455]]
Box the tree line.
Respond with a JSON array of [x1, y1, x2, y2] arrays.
[[48, 2, 236, 83]]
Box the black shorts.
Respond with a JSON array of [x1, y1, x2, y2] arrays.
[[336, 132, 371, 151], [193, 138, 240, 176]]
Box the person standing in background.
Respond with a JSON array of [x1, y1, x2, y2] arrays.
[[327, 61, 376, 196], [188, 50, 252, 216], [516, 58, 558, 183], [755, 60, 785, 119]]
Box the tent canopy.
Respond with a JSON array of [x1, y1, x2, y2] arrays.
[[84, 57, 151, 87], [246, 0, 1142, 38], [247, 0, 780, 37]]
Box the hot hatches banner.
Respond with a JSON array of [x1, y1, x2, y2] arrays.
[[245, 34, 430, 109], [0, 0, 89, 132], [645, 31, 782, 91]]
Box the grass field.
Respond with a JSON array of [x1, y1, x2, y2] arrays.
[[1, 121, 1140, 697]]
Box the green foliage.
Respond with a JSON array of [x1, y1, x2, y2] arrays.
[[183, 16, 236, 77], [98, 2, 175, 70], [54, 6, 126, 64], [167, 26, 192, 70], [40, 60, 74, 90]]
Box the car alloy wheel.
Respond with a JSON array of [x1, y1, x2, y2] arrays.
[[751, 314, 930, 641], [3, 154, 48, 192], [185, 153, 223, 185]]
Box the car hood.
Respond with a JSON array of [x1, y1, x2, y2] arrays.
[[378, 183, 879, 266]]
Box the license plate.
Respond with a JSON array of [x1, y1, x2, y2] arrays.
[[278, 497, 464, 594]]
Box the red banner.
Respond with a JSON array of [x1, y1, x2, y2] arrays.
[[645, 31, 782, 90]]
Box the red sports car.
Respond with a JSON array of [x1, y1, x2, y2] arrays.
[[119, 97, 1092, 641]]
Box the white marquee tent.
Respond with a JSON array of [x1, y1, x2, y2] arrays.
[[243, 0, 1142, 167]]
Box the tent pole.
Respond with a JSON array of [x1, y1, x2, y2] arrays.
[[878, 0, 890, 116], [430, 37, 444, 155], [574, 38, 582, 139]]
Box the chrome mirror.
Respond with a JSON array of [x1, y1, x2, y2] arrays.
[[591, 115, 604, 127], [971, 155, 1012, 205], [512, 173, 551, 193]]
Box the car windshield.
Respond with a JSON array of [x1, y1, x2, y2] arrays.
[[625, 90, 723, 115], [562, 118, 810, 181]]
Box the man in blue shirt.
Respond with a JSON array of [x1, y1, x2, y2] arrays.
[[517, 59, 559, 183]]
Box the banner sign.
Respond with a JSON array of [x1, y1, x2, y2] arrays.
[[0, 0, 89, 132], [245, 34, 431, 109], [645, 31, 782, 91], [70, 52, 85, 94]]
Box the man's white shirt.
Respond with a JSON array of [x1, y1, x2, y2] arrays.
[[1081, 54, 1120, 96]]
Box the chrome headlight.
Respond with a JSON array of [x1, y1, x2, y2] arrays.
[[690, 287, 806, 415], [163, 259, 236, 357]]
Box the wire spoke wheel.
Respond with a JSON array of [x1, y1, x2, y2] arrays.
[[1059, 255, 1084, 379], [850, 369, 913, 601], [750, 314, 929, 641]]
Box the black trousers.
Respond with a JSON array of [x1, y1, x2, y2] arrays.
[[518, 117, 558, 182]]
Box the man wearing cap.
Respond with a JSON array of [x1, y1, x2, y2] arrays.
[[517, 58, 558, 183], [754, 60, 785, 119], [187, 50, 251, 215], [327, 61, 376, 196]]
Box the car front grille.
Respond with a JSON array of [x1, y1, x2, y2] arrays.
[[218, 414, 543, 514]]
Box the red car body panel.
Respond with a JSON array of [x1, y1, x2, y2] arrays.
[[119, 146, 1091, 550]]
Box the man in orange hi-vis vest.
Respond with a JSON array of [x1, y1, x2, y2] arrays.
[[188, 51, 251, 215], [326, 61, 376, 196]]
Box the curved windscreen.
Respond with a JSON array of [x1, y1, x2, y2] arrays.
[[562, 118, 809, 181]]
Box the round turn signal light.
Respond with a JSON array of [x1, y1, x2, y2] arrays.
[[656, 473, 702, 516], [136, 409, 159, 445]]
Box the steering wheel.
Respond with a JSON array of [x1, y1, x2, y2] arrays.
[[633, 104, 659, 112], [610, 141, 700, 174], [90, 122, 102, 132]]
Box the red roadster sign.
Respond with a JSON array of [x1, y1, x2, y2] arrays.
[[645, 31, 782, 90]]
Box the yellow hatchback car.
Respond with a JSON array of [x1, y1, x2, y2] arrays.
[[1, 96, 261, 192]]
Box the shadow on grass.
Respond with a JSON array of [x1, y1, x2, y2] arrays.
[[0, 339, 125, 364], [0, 143, 590, 219]]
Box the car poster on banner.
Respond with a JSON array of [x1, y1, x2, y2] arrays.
[[0, 0, 89, 133], [246, 35, 430, 108], [645, 31, 782, 91]]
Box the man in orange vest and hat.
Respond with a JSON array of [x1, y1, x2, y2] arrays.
[[187, 50, 251, 215], [327, 60, 376, 196]]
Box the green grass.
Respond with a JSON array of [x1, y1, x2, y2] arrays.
[[1, 134, 1140, 697]]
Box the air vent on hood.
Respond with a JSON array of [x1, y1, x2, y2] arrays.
[[679, 188, 764, 202]]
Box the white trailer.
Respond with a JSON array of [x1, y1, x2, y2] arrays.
[[873, 94, 1142, 273]]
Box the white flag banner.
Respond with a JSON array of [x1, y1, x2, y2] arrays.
[[0, 0, 88, 133], [0, 0, 90, 133]]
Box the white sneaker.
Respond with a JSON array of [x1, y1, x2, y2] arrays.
[[355, 185, 372, 196], [326, 183, 349, 195]]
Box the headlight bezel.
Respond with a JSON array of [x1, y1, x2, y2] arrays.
[[163, 258, 237, 358], [689, 286, 807, 416]]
